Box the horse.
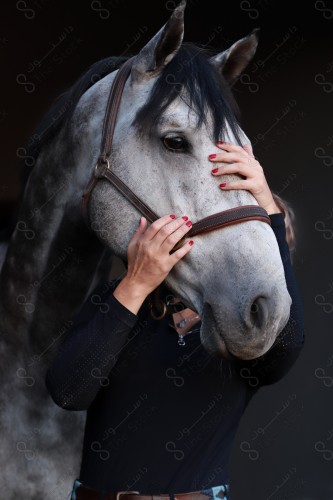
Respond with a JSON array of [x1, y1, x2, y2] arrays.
[[0, 1, 292, 497]]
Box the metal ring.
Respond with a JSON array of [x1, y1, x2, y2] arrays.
[[165, 294, 187, 313], [99, 158, 110, 170], [94, 158, 111, 177], [149, 299, 167, 320], [103, 158, 111, 170]]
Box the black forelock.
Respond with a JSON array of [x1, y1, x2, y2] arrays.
[[132, 43, 243, 144]]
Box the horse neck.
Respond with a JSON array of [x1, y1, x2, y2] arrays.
[[0, 130, 107, 356]]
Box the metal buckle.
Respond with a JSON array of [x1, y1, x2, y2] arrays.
[[116, 491, 140, 500], [94, 158, 111, 178]]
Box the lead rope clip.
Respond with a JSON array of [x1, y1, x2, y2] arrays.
[[178, 335, 186, 346]]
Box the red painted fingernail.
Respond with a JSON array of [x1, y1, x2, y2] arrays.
[[189, 240, 194, 246], [217, 141, 225, 145], [170, 214, 176, 219], [182, 215, 188, 221], [211, 168, 219, 174], [209, 154, 216, 160], [186, 221, 192, 227], [219, 183, 227, 188]]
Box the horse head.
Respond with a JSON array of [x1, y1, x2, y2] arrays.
[[69, 0, 291, 360]]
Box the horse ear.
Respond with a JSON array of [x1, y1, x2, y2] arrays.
[[131, 0, 186, 81], [211, 29, 259, 86]]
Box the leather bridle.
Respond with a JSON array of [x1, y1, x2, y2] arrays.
[[81, 56, 271, 250]]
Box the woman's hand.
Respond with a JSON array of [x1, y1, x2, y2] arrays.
[[209, 142, 281, 215], [113, 214, 194, 314]]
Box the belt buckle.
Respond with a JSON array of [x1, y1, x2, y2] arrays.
[[116, 491, 140, 500]]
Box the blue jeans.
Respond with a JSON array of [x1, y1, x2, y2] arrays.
[[70, 479, 82, 500]]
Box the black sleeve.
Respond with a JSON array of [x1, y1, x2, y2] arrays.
[[235, 213, 305, 387], [45, 278, 139, 411]]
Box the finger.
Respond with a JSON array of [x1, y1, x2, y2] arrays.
[[143, 213, 179, 241], [169, 238, 194, 263], [209, 152, 249, 164], [219, 179, 255, 191], [242, 143, 255, 157], [151, 215, 191, 248], [216, 141, 250, 155], [211, 161, 254, 178], [159, 217, 193, 251]]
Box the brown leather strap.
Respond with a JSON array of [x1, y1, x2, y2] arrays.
[[102, 166, 159, 223], [100, 57, 135, 161], [188, 205, 271, 236], [82, 58, 135, 227], [81, 166, 101, 227], [169, 205, 271, 254]]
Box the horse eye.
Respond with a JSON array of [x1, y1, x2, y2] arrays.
[[162, 136, 187, 152]]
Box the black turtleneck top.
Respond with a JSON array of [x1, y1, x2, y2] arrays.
[[45, 213, 305, 495]]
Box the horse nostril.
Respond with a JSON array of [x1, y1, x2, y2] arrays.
[[249, 296, 266, 329]]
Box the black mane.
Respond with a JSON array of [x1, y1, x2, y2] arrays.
[[3, 57, 128, 240], [133, 43, 243, 144], [24, 55, 129, 166], [6, 56, 128, 241]]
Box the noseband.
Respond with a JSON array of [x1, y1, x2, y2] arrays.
[[82, 57, 271, 248]]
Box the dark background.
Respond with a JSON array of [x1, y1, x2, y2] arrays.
[[2, 0, 333, 498]]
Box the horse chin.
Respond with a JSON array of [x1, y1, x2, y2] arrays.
[[200, 304, 235, 361], [200, 303, 271, 361]]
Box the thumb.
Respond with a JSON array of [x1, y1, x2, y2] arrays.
[[134, 216, 147, 234], [140, 216, 148, 229]]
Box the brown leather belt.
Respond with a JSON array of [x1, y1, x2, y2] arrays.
[[75, 485, 227, 500]]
